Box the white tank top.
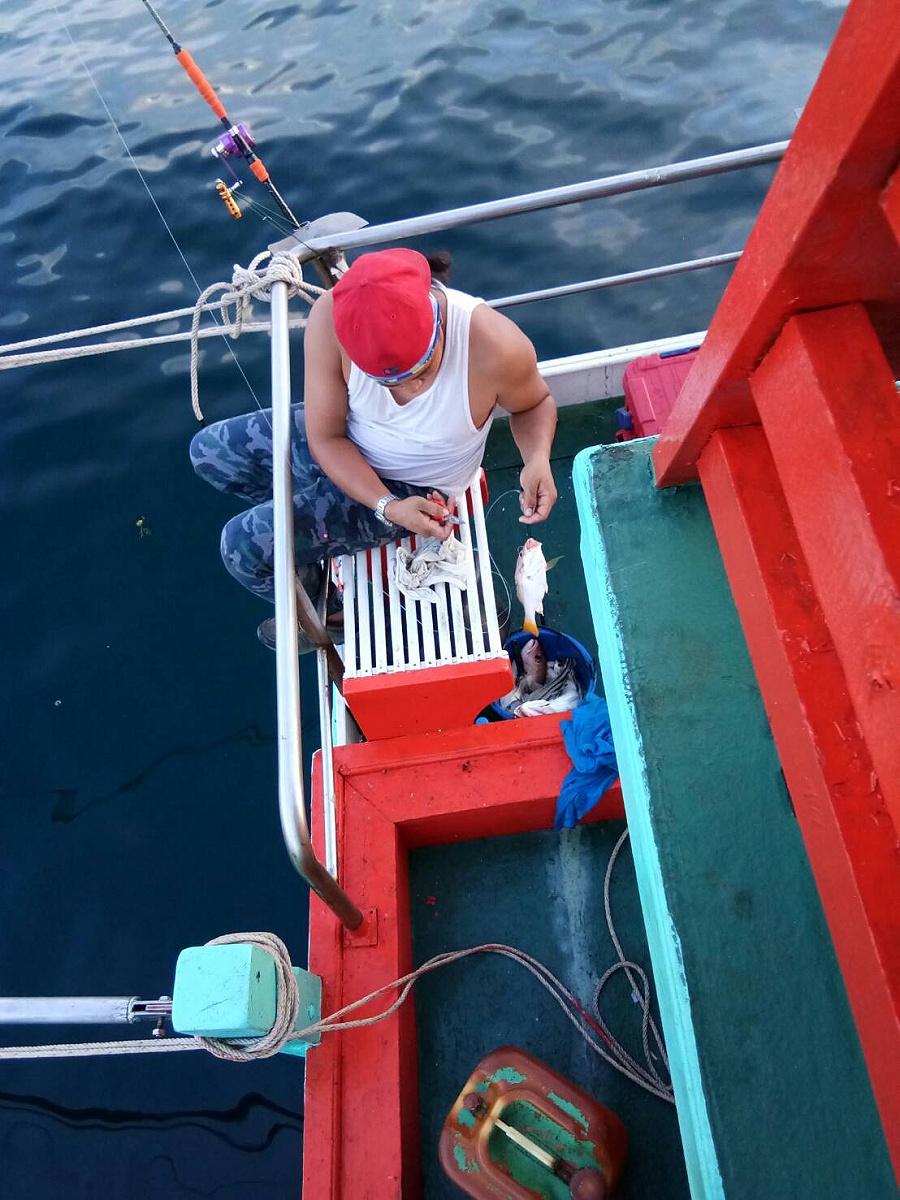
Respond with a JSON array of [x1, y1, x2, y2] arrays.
[[345, 285, 495, 497]]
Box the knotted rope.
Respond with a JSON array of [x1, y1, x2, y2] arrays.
[[0, 253, 320, 377], [0, 909, 673, 1102], [190, 251, 324, 420]]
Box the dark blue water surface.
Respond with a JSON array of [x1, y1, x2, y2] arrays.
[[1, 1, 846, 1195]]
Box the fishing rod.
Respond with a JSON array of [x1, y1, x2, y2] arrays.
[[139, 0, 301, 229]]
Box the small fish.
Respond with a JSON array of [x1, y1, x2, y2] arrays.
[[516, 658, 581, 717], [520, 637, 547, 689], [516, 680, 581, 717], [515, 538, 548, 635]]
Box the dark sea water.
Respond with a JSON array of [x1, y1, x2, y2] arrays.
[[1, 1, 847, 1195]]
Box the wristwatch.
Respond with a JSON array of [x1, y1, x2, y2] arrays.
[[374, 493, 399, 526]]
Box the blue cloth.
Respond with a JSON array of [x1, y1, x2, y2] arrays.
[[555, 693, 619, 829]]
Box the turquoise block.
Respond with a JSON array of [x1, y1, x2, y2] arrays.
[[281, 966, 322, 1058], [172, 944, 323, 1054], [172, 944, 277, 1037]]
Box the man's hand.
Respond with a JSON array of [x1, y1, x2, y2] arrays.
[[519, 456, 557, 524], [384, 491, 456, 541]]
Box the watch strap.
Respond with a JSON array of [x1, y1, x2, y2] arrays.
[[374, 493, 399, 525]]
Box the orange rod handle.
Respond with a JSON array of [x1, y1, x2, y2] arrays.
[[248, 159, 270, 182], [176, 49, 227, 121]]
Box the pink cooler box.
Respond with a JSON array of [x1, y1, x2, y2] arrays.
[[622, 347, 700, 438]]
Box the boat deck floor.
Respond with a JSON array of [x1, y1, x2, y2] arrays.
[[410, 820, 688, 1199]]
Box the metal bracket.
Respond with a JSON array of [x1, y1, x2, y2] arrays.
[[268, 212, 369, 286]]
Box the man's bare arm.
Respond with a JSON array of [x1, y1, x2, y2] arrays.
[[475, 307, 558, 523]]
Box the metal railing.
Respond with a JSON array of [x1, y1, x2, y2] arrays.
[[273, 141, 787, 261], [270, 282, 362, 930]]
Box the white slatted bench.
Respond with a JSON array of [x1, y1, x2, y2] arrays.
[[337, 473, 513, 740]]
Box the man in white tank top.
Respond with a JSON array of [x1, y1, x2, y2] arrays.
[[190, 248, 557, 645], [306, 248, 557, 540]]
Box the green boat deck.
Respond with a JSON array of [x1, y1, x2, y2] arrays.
[[409, 408, 893, 1197], [574, 437, 894, 1198]]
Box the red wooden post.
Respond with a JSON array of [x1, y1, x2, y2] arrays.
[[654, 0, 900, 487], [699, 425, 900, 1170], [750, 305, 900, 827], [644, 0, 900, 1167]]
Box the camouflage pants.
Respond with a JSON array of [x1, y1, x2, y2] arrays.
[[189, 405, 433, 605]]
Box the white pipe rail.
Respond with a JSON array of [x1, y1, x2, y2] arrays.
[[275, 142, 788, 257], [270, 281, 362, 929], [0, 997, 138, 1024]]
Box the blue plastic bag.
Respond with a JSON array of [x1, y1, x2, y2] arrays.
[[555, 693, 619, 829]]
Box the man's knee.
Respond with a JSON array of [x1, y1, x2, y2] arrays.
[[189, 422, 224, 477], [220, 513, 273, 582]]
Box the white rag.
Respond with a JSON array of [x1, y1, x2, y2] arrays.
[[394, 536, 470, 603]]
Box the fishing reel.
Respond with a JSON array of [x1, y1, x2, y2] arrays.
[[211, 123, 254, 217], [211, 121, 256, 162]]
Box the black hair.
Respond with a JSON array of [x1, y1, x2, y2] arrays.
[[426, 250, 453, 285]]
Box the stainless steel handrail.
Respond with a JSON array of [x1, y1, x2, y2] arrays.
[[490, 251, 742, 309], [0, 997, 143, 1024], [270, 280, 362, 930], [275, 142, 787, 257]]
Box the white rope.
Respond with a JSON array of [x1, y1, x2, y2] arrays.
[[0, 317, 310, 372], [189, 251, 324, 420], [0, 301, 239, 354], [0, 1036, 205, 1059], [0, 939, 672, 1100], [0, 253, 322, 409], [592, 829, 674, 1101]]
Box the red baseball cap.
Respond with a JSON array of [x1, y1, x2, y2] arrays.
[[332, 249, 435, 377]]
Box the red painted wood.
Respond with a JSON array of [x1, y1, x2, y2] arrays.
[[302, 717, 622, 1200], [750, 306, 900, 830], [654, 0, 900, 486], [699, 426, 900, 1174], [343, 657, 514, 740], [305, 772, 413, 1198], [331, 715, 624, 846], [882, 164, 900, 243]]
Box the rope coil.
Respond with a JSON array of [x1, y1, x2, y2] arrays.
[[0, 251, 323, 423], [189, 251, 323, 420], [198, 932, 301, 1061]]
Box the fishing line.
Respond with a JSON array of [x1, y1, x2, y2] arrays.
[[485, 486, 523, 620], [216, 159, 297, 236], [49, 3, 266, 413]]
